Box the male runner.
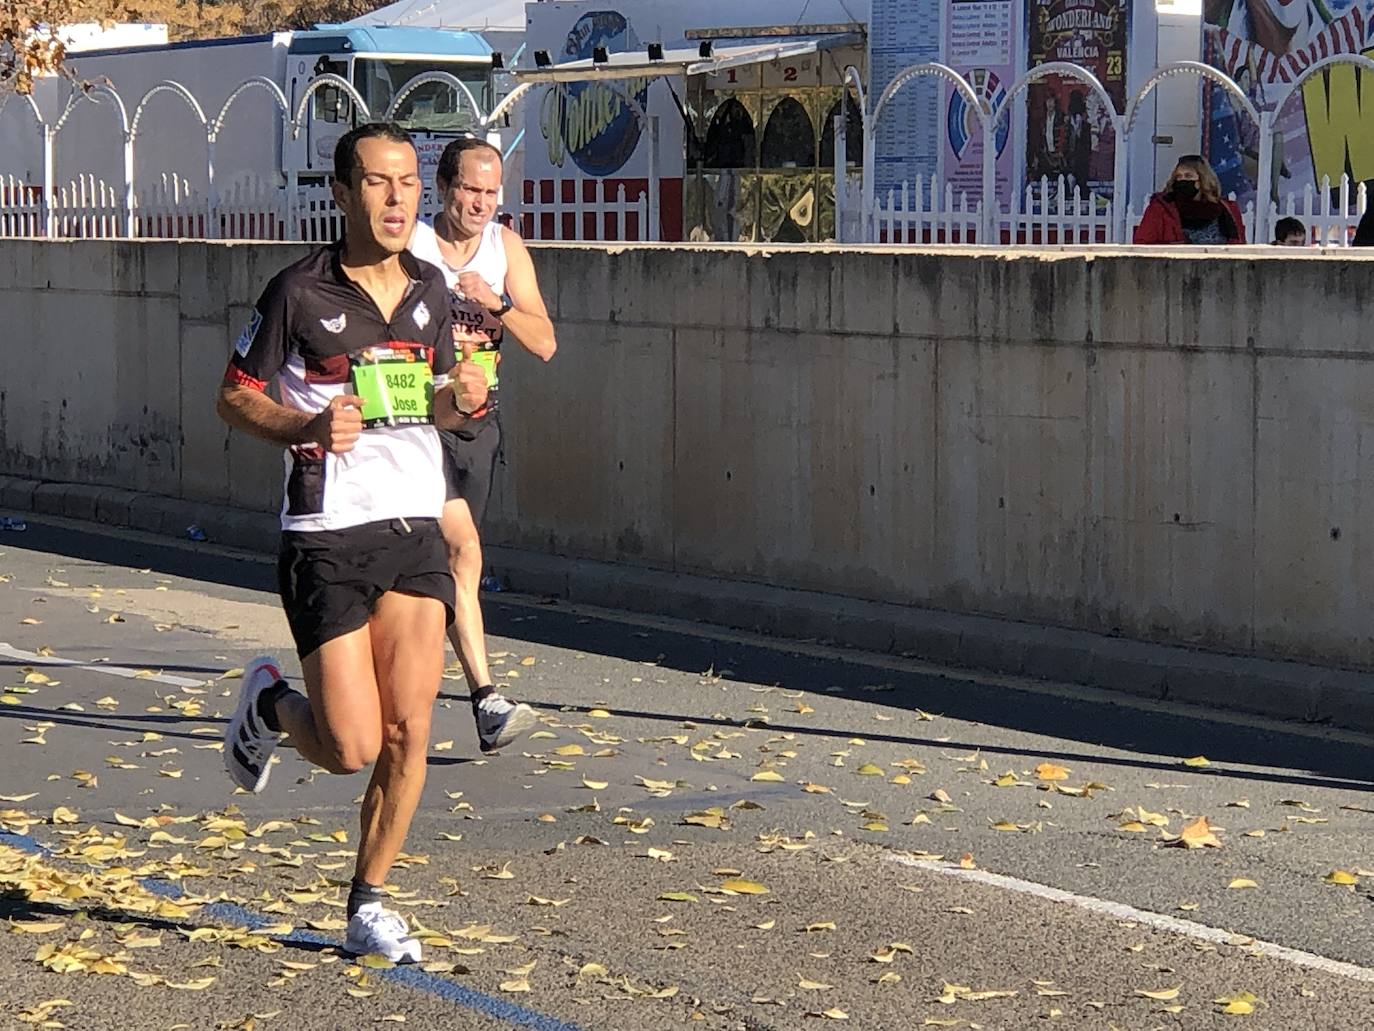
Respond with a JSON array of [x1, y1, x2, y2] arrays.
[[408, 136, 556, 753], [217, 122, 488, 963]]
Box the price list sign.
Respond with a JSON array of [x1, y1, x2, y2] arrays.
[[869, 0, 943, 197]]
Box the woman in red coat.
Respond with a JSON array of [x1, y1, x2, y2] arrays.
[[1133, 155, 1247, 245]]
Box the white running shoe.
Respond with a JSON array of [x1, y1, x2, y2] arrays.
[[223, 656, 284, 793], [475, 692, 538, 753], [344, 903, 422, 964]]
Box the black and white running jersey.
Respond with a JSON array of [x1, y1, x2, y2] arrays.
[[224, 242, 456, 533]]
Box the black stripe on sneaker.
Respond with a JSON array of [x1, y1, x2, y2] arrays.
[[232, 742, 261, 775]]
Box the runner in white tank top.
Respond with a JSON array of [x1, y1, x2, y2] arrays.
[[408, 137, 557, 756], [409, 218, 507, 402]]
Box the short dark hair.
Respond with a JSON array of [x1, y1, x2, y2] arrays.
[[436, 136, 502, 188], [333, 123, 415, 187], [1274, 216, 1306, 242]]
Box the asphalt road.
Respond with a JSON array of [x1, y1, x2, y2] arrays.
[[3, 517, 1374, 1030]]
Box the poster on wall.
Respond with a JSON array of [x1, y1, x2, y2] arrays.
[[526, 9, 655, 181], [944, 0, 1018, 200], [1024, 0, 1129, 200], [1202, 0, 1374, 207], [869, 0, 944, 197]]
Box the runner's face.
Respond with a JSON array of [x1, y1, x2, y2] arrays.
[[335, 137, 420, 254], [442, 151, 502, 238]]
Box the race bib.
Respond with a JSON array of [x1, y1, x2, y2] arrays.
[[469, 349, 499, 389], [350, 347, 434, 428]]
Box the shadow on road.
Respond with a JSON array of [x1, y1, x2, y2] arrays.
[[8, 517, 1374, 793]]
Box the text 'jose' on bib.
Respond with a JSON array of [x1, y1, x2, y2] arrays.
[[350, 344, 435, 429]]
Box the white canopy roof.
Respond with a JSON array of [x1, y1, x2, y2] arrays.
[[344, 0, 526, 32], [513, 31, 863, 83]]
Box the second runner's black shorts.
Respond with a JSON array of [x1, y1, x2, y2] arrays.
[[277, 518, 454, 659], [440, 418, 501, 527]]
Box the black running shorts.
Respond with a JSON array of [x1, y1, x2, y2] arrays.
[[277, 517, 454, 659], [440, 418, 501, 527]]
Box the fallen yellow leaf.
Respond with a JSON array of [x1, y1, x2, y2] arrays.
[[1135, 987, 1181, 1001], [1215, 991, 1262, 1015], [1035, 762, 1071, 781], [721, 878, 769, 895], [526, 895, 570, 907], [165, 977, 216, 990], [1174, 815, 1223, 849]]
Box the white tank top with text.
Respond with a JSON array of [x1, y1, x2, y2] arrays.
[[408, 220, 507, 394]]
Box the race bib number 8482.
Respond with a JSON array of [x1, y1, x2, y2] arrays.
[[351, 351, 434, 428]]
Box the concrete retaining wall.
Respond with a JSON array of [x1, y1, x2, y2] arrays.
[[3, 239, 1374, 674]]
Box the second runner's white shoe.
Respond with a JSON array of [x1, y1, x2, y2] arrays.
[[223, 656, 284, 793], [475, 692, 538, 753]]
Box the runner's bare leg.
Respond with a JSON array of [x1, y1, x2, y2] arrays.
[[355, 591, 446, 885], [440, 497, 492, 691]]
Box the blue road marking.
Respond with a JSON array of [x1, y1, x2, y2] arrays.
[[1, 830, 587, 1031]]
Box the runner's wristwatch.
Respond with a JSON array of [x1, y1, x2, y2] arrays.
[[487, 300, 512, 318]]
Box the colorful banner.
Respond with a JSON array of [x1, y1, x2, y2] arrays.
[[945, 0, 1018, 200], [1203, 0, 1374, 206], [1024, 0, 1129, 197]]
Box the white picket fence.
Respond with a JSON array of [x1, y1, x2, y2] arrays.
[[0, 171, 658, 243], [1273, 175, 1370, 246], [870, 173, 1367, 246], [518, 179, 656, 243], [873, 177, 982, 244], [0, 175, 43, 237]]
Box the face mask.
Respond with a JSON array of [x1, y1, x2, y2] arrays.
[[1171, 180, 1199, 200]]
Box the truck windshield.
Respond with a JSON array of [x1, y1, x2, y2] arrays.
[[355, 59, 490, 130]]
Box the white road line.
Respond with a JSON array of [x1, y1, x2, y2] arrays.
[[890, 854, 1374, 985], [0, 643, 208, 689]]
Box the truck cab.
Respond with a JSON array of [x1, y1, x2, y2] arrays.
[[283, 26, 497, 183]]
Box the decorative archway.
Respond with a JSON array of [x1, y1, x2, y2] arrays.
[[52, 84, 131, 238], [131, 81, 211, 236], [385, 71, 485, 129], [862, 62, 991, 240], [990, 62, 1124, 240]]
